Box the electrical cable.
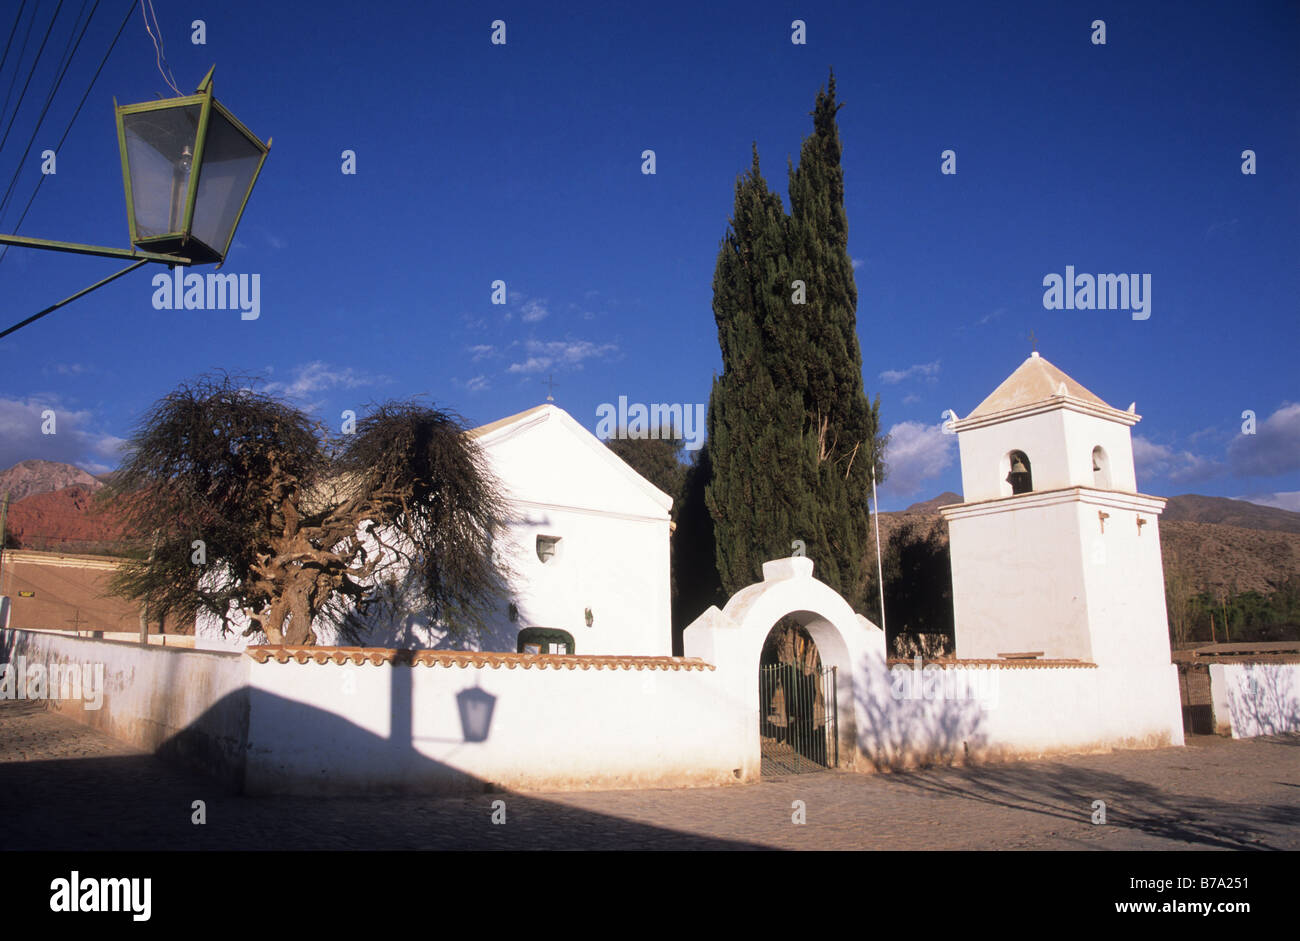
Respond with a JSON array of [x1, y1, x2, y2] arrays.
[[0, 0, 66, 157], [0, 0, 99, 223], [0, 1, 37, 131], [0, 0, 32, 92], [139, 0, 178, 95], [0, 0, 137, 266]]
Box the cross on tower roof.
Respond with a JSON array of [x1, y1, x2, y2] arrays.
[[542, 374, 558, 402]]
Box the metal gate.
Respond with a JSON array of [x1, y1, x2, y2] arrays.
[[760, 663, 838, 775]]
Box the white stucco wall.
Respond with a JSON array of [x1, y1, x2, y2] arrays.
[[0, 627, 249, 786], [1209, 662, 1300, 738], [853, 657, 1183, 767], [946, 493, 1094, 660], [243, 654, 739, 794]]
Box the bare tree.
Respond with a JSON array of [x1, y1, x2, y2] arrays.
[[102, 375, 509, 646]]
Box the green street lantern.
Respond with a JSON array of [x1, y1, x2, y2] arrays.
[[0, 67, 271, 340], [115, 68, 270, 266]]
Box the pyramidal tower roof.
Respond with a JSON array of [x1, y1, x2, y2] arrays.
[[967, 352, 1111, 419]]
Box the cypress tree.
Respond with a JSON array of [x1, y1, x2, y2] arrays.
[[705, 147, 808, 598], [704, 74, 885, 613], [778, 70, 883, 611]]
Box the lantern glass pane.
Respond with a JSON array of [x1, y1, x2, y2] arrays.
[[122, 105, 201, 237], [190, 110, 263, 257]]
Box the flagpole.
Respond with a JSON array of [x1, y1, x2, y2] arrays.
[[871, 469, 887, 634]]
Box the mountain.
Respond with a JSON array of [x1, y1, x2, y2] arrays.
[[5, 484, 134, 555], [0, 459, 103, 504], [902, 492, 962, 515], [1163, 494, 1300, 534]]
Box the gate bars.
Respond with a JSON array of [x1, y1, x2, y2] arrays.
[[760, 662, 838, 775]]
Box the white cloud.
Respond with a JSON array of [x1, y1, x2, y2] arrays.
[[465, 375, 490, 393], [520, 299, 549, 323], [1237, 491, 1300, 513], [1227, 402, 1300, 477], [0, 396, 124, 473], [851, 258, 864, 270], [879, 361, 941, 385], [878, 421, 957, 498], [468, 344, 494, 361], [506, 339, 617, 374], [1132, 436, 1222, 484], [264, 361, 385, 399], [51, 363, 87, 376]]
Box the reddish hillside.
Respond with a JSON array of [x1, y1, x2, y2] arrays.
[[6, 485, 137, 555]]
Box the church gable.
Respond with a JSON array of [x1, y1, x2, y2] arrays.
[[472, 404, 673, 521]]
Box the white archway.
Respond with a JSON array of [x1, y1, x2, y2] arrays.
[[683, 557, 886, 779]]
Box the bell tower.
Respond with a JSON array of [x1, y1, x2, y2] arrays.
[[939, 353, 1173, 673]]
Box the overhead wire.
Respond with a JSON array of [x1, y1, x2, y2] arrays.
[[139, 0, 178, 95], [0, 0, 138, 266], [0, 1, 37, 130], [0, 0, 67, 158], [0, 0, 32, 94], [0, 0, 98, 223]]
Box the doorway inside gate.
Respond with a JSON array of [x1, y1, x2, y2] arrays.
[[759, 619, 839, 775]]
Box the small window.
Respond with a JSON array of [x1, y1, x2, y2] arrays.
[[536, 535, 561, 564], [517, 627, 575, 655], [1006, 450, 1033, 495]]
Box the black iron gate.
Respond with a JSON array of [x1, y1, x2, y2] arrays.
[[760, 663, 838, 775]]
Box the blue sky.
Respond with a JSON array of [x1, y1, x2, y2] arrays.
[[0, 0, 1296, 511]]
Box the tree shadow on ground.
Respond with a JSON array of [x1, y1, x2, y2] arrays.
[[0, 696, 769, 851], [875, 749, 1297, 850]]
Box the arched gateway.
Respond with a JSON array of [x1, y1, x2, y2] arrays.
[[683, 557, 886, 781]]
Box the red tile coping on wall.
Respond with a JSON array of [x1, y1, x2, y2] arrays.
[[885, 657, 1097, 669], [245, 646, 715, 671]]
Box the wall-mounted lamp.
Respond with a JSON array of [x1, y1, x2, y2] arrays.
[[1098, 510, 1110, 533], [584, 607, 594, 628]]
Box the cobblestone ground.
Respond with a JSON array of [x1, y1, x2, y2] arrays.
[[2, 699, 1297, 850]]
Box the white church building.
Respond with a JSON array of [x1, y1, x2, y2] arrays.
[[17, 351, 1245, 796], [196, 403, 674, 656]]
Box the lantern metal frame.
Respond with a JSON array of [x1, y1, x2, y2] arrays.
[[114, 67, 271, 266]]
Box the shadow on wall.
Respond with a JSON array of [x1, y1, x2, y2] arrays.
[[0, 678, 768, 849], [1224, 664, 1300, 738], [853, 655, 989, 771], [317, 556, 521, 652], [1, 641, 767, 849]]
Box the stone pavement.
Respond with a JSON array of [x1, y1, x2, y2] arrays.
[[2, 699, 1296, 850]]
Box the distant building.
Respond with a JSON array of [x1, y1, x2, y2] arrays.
[[0, 549, 172, 636]]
